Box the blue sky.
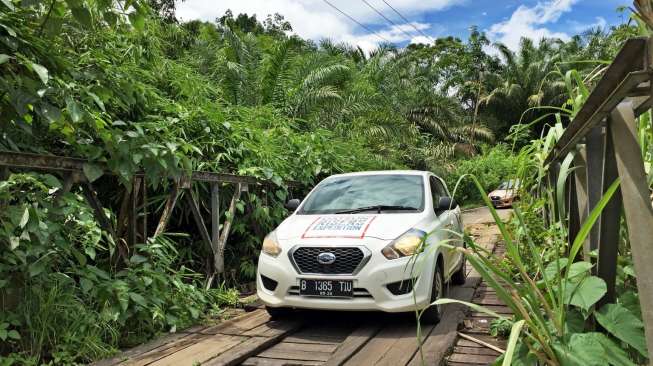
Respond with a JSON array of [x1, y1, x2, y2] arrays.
[[176, 0, 631, 52]]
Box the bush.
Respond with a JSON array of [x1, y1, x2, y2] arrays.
[[0, 174, 238, 364], [444, 145, 519, 206]]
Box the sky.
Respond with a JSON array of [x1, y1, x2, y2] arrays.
[[175, 0, 631, 52]]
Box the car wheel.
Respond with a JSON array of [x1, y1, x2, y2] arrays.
[[265, 306, 291, 320], [421, 264, 444, 324], [450, 254, 467, 285]]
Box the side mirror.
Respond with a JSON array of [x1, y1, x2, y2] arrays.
[[284, 198, 301, 211], [437, 196, 458, 212]]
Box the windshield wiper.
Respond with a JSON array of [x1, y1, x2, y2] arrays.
[[335, 205, 419, 214]]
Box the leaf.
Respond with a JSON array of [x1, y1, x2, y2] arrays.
[[564, 276, 606, 312], [9, 236, 19, 250], [129, 292, 147, 307], [30, 62, 49, 84], [128, 12, 145, 31], [595, 303, 648, 357], [0, 328, 6, 341], [80, 278, 93, 293], [0, 54, 9, 65], [7, 330, 20, 340], [502, 320, 526, 366], [130, 254, 148, 264], [83, 163, 104, 182], [19, 207, 29, 228], [1, 0, 15, 11], [568, 333, 636, 366], [568, 261, 593, 280], [28, 261, 46, 277], [70, 6, 92, 28], [66, 97, 83, 123]]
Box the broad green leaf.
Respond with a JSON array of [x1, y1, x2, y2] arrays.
[[7, 330, 20, 340], [66, 97, 83, 123], [564, 276, 606, 312], [567, 261, 593, 279], [19, 207, 29, 228], [83, 163, 104, 182], [80, 278, 93, 293], [544, 258, 568, 280], [128, 12, 145, 31], [595, 303, 648, 357], [71, 6, 92, 28], [9, 236, 19, 250], [129, 292, 147, 307], [30, 62, 49, 84], [28, 261, 46, 277], [567, 333, 635, 366], [0, 54, 9, 65], [0, 328, 6, 341], [130, 254, 148, 264]]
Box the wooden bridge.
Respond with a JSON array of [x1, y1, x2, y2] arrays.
[[93, 208, 511, 366]]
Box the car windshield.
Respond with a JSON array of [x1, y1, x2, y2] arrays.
[[498, 180, 520, 190], [298, 174, 425, 215]]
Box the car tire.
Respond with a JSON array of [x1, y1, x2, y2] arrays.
[[265, 306, 291, 320], [450, 254, 467, 285], [421, 264, 444, 324]]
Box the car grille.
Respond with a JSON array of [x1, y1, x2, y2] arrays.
[[291, 247, 365, 274], [490, 196, 501, 201]]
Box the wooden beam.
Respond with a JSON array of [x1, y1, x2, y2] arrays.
[[609, 102, 653, 355], [154, 182, 180, 236], [585, 126, 605, 260], [572, 146, 589, 259], [185, 189, 213, 251], [128, 178, 141, 247], [567, 174, 581, 252], [214, 183, 244, 278], [597, 118, 622, 305], [141, 176, 147, 242], [81, 182, 116, 240], [547, 70, 650, 164]]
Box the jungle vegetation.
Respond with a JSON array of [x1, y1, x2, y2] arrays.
[[0, 0, 644, 364]]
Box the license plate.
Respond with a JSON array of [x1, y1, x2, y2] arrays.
[[299, 279, 353, 297]]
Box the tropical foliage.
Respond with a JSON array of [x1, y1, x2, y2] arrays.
[[0, 0, 645, 364]]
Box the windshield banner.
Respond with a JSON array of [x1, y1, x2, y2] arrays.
[[301, 216, 376, 239]]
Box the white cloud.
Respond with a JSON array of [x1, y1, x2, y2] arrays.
[[175, 0, 456, 52], [568, 16, 607, 33], [488, 0, 580, 51]]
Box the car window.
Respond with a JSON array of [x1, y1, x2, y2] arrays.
[[429, 176, 447, 212], [298, 174, 425, 214]]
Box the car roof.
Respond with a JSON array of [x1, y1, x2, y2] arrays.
[[327, 170, 431, 178]]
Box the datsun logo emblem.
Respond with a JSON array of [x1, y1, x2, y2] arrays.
[[317, 252, 336, 265]]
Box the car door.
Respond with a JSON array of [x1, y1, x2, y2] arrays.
[[429, 176, 461, 278]]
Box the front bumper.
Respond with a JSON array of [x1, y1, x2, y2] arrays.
[[490, 197, 513, 207], [256, 243, 436, 313]]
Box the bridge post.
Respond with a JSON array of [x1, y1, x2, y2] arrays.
[[585, 125, 605, 266], [609, 102, 653, 355]]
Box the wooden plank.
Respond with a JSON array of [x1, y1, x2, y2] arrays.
[[81, 182, 116, 239], [609, 102, 653, 354], [202, 310, 270, 335], [123, 333, 211, 366], [91, 332, 194, 366], [447, 353, 499, 364], [572, 146, 590, 259], [185, 189, 213, 251], [203, 336, 279, 366], [453, 346, 501, 356], [242, 319, 304, 337], [257, 345, 332, 362], [148, 335, 246, 366], [242, 357, 322, 366], [323, 323, 381, 366]]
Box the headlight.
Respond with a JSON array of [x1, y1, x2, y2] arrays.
[[262, 231, 282, 257], [382, 228, 427, 259]]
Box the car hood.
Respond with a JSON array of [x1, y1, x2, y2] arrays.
[[275, 213, 423, 241]]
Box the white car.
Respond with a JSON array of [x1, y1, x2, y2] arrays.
[[256, 171, 465, 323]]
